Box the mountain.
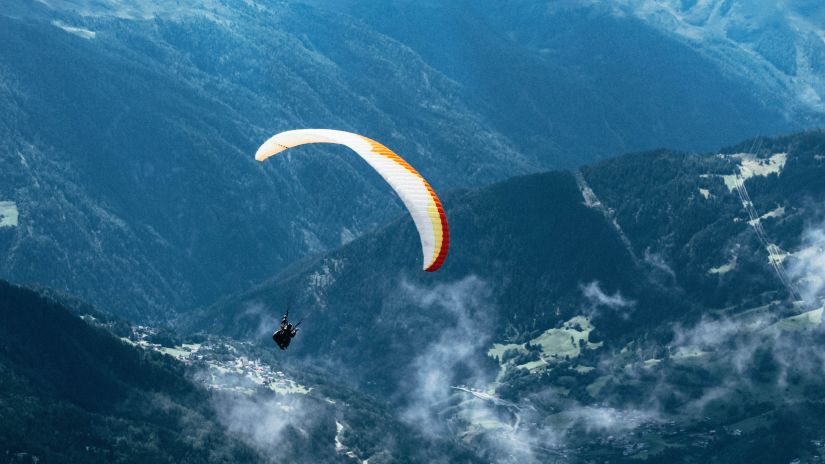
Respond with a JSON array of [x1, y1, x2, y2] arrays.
[[0, 280, 260, 463], [192, 129, 825, 462], [616, 0, 825, 116], [317, 0, 824, 156], [198, 130, 825, 382], [0, 280, 486, 463], [191, 169, 683, 385], [0, 0, 535, 321], [2, 0, 823, 321]]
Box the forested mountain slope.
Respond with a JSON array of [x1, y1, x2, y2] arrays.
[[0, 280, 484, 463], [3, 0, 821, 321], [193, 129, 825, 462], [0, 280, 260, 463]]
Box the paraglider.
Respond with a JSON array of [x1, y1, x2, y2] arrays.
[[272, 311, 298, 350], [255, 129, 449, 272]]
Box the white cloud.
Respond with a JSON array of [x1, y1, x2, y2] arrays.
[[606, 305, 825, 423], [581, 281, 635, 320], [215, 393, 313, 454], [399, 276, 494, 435], [581, 281, 633, 309], [564, 405, 655, 433], [644, 248, 676, 279], [398, 277, 655, 462], [788, 222, 825, 308], [242, 301, 280, 340]]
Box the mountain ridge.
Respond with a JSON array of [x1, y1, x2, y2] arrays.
[[189, 128, 825, 462], [3, 0, 823, 321]]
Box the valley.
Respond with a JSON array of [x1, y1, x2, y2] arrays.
[[3, 1, 825, 462]]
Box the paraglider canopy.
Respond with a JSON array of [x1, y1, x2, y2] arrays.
[[256, 129, 449, 272]]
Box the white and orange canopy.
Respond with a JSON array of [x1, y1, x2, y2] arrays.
[[255, 129, 449, 272]]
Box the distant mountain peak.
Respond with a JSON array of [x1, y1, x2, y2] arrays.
[[616, 0, 825, 113]]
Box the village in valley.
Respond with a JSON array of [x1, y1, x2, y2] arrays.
[[81, 314, 312, 396]]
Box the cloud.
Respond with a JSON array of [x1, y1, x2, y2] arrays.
[[582, 281, 632, 308], [670, 316, 745, 352], [581, 281, 634, 319], [397, 276, 655, 462], [788, 222, 825, 308], [601, 305, 825, 425], [399, 276, 494, 435], [200, 359, 328, 462], [643, 248, 676, 279], [397, 276, 558, 461], [215, 393, 313, 455], [388, 223, 825, 459], [242, 301, 280, 339], [563, 405, 655, 433]]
